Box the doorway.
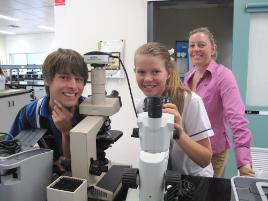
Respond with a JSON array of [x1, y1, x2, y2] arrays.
[[148, 0, 233, 69], [147, 0, 236, 178]]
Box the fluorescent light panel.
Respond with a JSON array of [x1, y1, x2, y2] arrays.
[[0, 14, 19, 22], [37, 25, 55, 31], [0, 30, 16, 35]]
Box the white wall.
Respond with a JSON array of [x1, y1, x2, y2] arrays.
[[5, 33, 56, 63], [54, 0, 147, 167], [156, 6, 233, 68], [0, 35, 6, 64]]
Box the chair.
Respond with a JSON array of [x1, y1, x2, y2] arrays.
[[251, 147, 268, 178]]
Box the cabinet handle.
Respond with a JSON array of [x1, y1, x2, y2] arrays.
[[8, 101, 10, 107], [12, 101, 15, 107]]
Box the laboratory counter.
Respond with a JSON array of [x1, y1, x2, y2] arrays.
[[5, 80, 44, 87], [181, 175, 231, 201], [111, 174, 231, 201], [5, 80, 91, 88], [0, 88, 32, 98]]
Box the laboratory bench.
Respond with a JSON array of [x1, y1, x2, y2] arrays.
[[6, 80, 44, 87], [123, 175, 231, 201], [181, 175, 231, 201], [46, 171, 230, 201]]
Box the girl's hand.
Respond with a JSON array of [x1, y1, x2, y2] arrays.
[[163, 103, 182, 127]]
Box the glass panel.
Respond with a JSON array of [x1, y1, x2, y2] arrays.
[[27, 53, 46, 65], [9, 53, 27, 65], [246, 13, 268, 106]]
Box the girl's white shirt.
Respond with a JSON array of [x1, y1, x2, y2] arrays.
[[136, 92, 214, 177]]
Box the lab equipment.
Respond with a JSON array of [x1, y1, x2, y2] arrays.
[[231, 176, 268, 201], [122, 96, 180, 201], [47, 176, 87, 201], [69, 51, 129, 201], [0, 129, 53, 201]]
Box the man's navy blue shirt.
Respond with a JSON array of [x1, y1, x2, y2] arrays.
[[8, 96, 85, 157]]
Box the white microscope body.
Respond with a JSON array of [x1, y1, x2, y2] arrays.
[[123, 97, 175, 201], [47, 52, 128, 201], [70, 52, 126, 201]]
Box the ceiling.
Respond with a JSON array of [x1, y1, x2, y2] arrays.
[[0, 0, 54, 35]]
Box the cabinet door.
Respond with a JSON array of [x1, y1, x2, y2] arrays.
[[0, 93, 31, 134]]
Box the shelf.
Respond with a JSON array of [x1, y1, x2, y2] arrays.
[[0, 64, 42, 69]]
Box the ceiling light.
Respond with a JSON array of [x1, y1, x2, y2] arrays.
[[0, 30, 16, 35], [37, 25, 55, 31], [0, 14, 19, 22], [8, 24, 20, 29]]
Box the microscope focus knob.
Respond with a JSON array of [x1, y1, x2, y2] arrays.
[[165, 170, 180, 187], [121, 168, 139, 189], [164, 170, 181, 201]]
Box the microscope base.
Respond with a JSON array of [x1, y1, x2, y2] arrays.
[[126, 189, 139, 201], [88, 165, 130, 201], [47, 176, 87, 201]]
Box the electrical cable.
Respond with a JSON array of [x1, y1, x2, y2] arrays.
[[0, 139, 21, 156], [106, 53, 138, 118], [0, 132, 14, 140], [118, 58, 138, 118]]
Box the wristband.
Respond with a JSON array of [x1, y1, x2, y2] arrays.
[[173, 127, 183, 140]]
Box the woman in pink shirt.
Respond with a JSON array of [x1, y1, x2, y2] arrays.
[[184, 27, 255, 178]]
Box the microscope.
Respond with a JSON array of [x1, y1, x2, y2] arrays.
[[122, 97, 181, 201], [68, 51, 128, 201]]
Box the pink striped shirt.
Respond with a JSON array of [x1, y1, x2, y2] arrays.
[[184, 60, 252, 168]]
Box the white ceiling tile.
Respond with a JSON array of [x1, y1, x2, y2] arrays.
[[0, 0, 54, 35]]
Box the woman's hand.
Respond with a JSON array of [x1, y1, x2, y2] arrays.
[[239, 164, 255, 177]]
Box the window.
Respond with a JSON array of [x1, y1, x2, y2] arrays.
[[9, 52, 46, 65]]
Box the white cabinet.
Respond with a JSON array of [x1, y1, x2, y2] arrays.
[[0, 89, 31, 134]]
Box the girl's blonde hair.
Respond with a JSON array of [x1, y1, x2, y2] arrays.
[[134, 42, 191, 114]]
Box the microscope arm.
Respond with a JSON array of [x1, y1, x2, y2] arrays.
[[70, 116, 105, 183]]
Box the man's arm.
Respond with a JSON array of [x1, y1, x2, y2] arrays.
[[51, 99, 76, 159]]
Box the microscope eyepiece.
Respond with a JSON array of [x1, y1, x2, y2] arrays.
[[144, 96, 171, 118], [148, 96, 162, 118]]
